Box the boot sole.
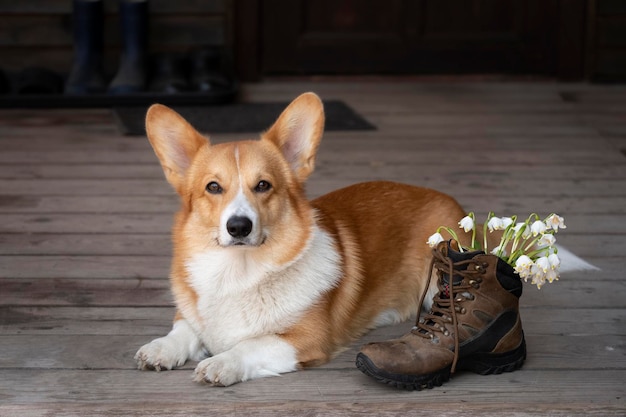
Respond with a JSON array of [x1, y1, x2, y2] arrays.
[[356, 353, 450, 391], [356, 336, 526, 391]]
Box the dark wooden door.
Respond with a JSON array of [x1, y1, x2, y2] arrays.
[[260, 0, 561, 76]]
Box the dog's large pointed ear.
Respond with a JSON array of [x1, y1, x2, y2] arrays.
[[145, 104, 208, 193], [263, 92, 325, 182]]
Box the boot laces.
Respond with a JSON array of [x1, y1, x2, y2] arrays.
[[412, 247, 484, 373]]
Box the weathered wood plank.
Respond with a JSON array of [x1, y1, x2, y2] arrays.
[[0, 275, 623, 306], [2, 307, 623, 337], [0, 233, 620, 257], [2, 401, 624, 417], [0, 195, 179, 214], [2, 147, 624, 165], [0, 306, 175, 336], [1, 161, 625, 181], [0, 257, 170, 279], [0, 233, 172, 256], [1, 213, 623, 234], [0, 369, 623, 416], [1, 194, 624, 217], [1, 177, 625, 198], [0, 278, 172, 306], [0, 164, 162, 180], [0, 332, 623, 371]]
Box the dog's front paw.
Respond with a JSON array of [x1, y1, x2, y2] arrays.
[[193, 352, 243, 387], [135, 337, 188, 371]]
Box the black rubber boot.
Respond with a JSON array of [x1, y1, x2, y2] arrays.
[[108, 0, 148, 94], [64, 0, 107, 95]]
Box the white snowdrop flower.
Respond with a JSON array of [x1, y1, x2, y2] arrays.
[[530, 264, 547, 288], [487, 216, 504, 232], [491, 245, 507, 257], [535, 256, 551, 273], [538, 234, 556, 247], [531, 273, 547, 289], [427, 232, 445, 248], [548, 253, 561, 270], [546, 214, 566, 231], [545, 268, 559, 283], [501, 217, 514, 229], [514, 255, 534, 279], [458, 216, 475, 233], [530, 220, 547, 236]]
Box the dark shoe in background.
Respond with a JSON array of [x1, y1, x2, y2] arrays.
[[64, 0, 107, 95], [148, 53, 190, 94], [108, 0, 149, 94], [17, 67, 64, 95], [356, 240, 526, 390], [190, 47, 232, 93]]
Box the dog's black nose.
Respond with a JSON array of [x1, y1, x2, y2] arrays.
[[226, 216, 253, 238]]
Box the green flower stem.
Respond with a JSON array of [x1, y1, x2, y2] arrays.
[[483, 211, 494, 254], [496, 219, 517, 260], [436, 226, 461, 251], [510, 222, 526, 255], [469, 212, 477, 251], [525, 246, 552, 259]]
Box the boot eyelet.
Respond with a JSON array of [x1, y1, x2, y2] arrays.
[[461, 308, 466, 314], [443, 330, 450, 336]]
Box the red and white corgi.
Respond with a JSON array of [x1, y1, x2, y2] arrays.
[[134, 92, 589, 386]]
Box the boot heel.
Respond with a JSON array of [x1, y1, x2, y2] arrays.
[[460, 336, 526, 375]]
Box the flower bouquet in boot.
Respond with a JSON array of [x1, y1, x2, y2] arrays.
[[356, 212, 571, 390]]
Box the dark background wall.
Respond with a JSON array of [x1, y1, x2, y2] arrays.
[[0, 0, 623, 82]]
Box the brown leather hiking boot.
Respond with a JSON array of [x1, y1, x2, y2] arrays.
[[356, 240, 526, 390]]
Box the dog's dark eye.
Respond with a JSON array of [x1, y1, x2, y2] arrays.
[[254, 180, 272, 193], [206, 181, 223, 194]]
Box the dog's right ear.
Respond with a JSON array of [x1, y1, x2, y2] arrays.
[[145, 104, 208, 193]]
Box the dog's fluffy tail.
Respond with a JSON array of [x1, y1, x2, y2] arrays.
[[556, 245, 600, 273]]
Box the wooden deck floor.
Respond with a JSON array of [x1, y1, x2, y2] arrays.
[[0, 82, 625, 416]]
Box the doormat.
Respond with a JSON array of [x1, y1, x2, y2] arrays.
[[113, 100, 376, 135]]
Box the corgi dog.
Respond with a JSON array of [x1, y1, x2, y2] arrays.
[[134, 92, 592, 387]]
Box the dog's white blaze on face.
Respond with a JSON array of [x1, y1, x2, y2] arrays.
[[216, 146, 264, 247]]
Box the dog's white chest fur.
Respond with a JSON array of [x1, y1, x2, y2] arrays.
[[183, 225, 341, 355]]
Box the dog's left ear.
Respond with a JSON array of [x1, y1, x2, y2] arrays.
[[263, 92, 325, 182]]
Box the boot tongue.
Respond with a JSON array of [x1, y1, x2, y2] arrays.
[[443, 241, 484, 286]]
